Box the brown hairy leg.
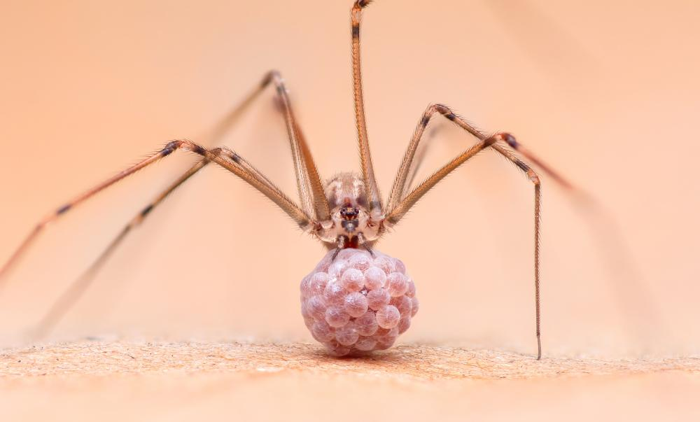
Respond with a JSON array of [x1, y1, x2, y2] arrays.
[[383, 104, 558, 359], [22, 68, 334, 337], [351, 0, 383, 215], [0, 140, 315, 298]]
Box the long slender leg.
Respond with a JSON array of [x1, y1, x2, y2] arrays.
[[31, 137, 308, 331], [351, 0, 383, 216], [388, 103, 572, 212], [22, 70, 329, 336], [30, 142, 298, 337], [0, 141, 315, 289], [29, 158, 210, 338], [198, 75, 274, 148], [208, 69, 330, 221], [0, 69, 329, 278], [385, 128, 542, 360], [385, 132, 515, 226], [266, 71, 330, 221], [0, 150, 168, 288], [389, 102, 668, 357]]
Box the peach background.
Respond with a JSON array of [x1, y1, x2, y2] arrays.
[[0, 0, 698, 357]]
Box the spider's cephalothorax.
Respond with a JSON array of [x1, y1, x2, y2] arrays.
[[317, 172, 383, 249]]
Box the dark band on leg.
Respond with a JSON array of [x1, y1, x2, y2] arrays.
[[192, 144, 206, 155], [140, 204, 154, 218], [161, 141, 179, 156], [516, 160, 530, 172], [56, 204, 71, 215]]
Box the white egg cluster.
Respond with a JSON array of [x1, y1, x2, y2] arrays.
[[300, 248, 419, 356]]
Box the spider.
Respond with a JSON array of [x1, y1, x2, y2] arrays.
[[0, 0, 577, 360]]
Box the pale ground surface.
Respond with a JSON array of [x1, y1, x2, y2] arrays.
[[1, 338, 699, 421]]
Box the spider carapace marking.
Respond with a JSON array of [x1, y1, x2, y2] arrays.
[[318, 173, 381, 251], [0, 0, 582, 360]]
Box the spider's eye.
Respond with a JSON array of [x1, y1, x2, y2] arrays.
[[340, 207, 359, 220]]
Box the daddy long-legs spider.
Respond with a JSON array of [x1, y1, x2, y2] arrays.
[[0, 0, 590, 359]]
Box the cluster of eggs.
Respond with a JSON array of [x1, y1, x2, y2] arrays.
[[300, 248, 419, 356]]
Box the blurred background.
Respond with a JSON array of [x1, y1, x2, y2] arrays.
[[0, 0, 698, 357]]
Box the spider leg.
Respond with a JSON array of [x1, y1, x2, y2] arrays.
[[15, 70, 328, 336], [385, 131, 517, 227], [30, 140, 304, 338], [1, 69, 329, 280], [388, 103, 572, 211], [29, 157, 209, 339], [207, 70, 330, 221], [263, 71, 330, 221], [351, 0, 383, 216], [385, 119, 542, 359], [357, 232, 375, 257], [0, 141, 315, 291], [332, 235, 348, 261]]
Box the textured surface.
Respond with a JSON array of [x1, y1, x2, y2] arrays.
[[1, 340, 700, 421], [1, 340, 698, 380]]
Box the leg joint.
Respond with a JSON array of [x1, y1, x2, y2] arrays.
[[267, 71, 288, 97], [500, 132, 518, 149], [161, 141, 181, 156], [162, 140, 209, 158], [433, 103, 453, 116], [421, 103, 454, 126], [426, 103, 458, 122], [513, 154, 541, 185], [528, 170, 541, 185], [483, 136, 499, 148], [261, 70, 282, 88], [420, 113, 431, 128]]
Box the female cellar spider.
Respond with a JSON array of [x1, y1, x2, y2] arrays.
[[0, 0, 577, 359]]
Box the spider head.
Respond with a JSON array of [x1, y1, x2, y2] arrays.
[[319, 172, 380, 245], [325, 172, 367, 211]]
